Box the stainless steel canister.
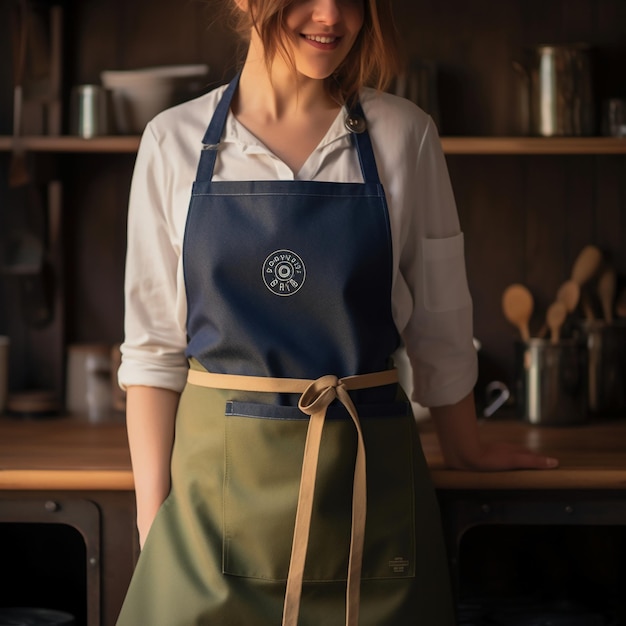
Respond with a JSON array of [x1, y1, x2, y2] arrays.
[[521, 44, 595, 137], [70, 84, 111, 138], [66, 343, 113, 421], [515, 339, 588, 425], [585, 320, 626, 415]]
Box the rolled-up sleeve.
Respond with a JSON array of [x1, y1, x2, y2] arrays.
[[117, 125, 189, 392], [390, 115, 478, 408]]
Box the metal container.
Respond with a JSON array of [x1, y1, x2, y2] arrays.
[[70, 84, 111, 138], [515, 339, 588, 425], [585, 320, 626, 415], [602, 97, 626, 137], [66, 343, 113, 421], [518, 44, 595, 137]]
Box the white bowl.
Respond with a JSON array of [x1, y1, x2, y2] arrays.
[[101, 64, 209, 134]]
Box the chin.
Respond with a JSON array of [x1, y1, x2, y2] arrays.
[[296, 65, 340, 81]]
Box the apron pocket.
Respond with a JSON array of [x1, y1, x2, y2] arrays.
[[222, 400, 416, 582]]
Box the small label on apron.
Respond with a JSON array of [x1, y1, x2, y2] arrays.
[[389, 556, 410, 574]]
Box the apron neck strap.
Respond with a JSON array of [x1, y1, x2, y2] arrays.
[[196, 72, 379, 184], [346, 100, 379, 184], [196, 72, 241, 181]]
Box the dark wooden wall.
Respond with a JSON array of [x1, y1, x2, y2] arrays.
[[1, 0, 625, 400], [393, 0, 626, 388], [394, 0, 626, 136]]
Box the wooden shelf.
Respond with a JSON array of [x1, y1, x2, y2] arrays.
[[0, 414, 132, 491], [441, 136, 626, 155], [420, 418, 626, 491], [0, 135, 141, 153], [1, 135, 626, 155]]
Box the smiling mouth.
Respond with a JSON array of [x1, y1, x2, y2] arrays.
[[303, 34, 339, 44]]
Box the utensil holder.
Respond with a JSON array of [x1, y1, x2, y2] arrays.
[[584, 320, 626, 415], [515, 338, 588, 425]]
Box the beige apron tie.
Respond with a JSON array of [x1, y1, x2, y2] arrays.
[[187, 367, 398, 626]]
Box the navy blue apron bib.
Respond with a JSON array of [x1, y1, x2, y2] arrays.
[[183, 73, 400, 390]]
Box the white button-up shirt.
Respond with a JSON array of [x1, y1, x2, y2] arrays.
[[118, 84, 477, 408]]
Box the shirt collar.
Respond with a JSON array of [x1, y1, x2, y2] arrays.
[[223, 105, 352, 155], [221, 105, 355, 179]]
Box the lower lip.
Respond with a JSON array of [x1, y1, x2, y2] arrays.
[[302, 36, 340, 50]]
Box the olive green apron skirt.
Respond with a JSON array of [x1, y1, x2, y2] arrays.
[[116, 374, 456, 625]]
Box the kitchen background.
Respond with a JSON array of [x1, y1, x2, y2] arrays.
[[0, 1, 626, 624], [1, 0, 625, 413]]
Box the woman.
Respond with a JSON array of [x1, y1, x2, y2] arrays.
[[116, 0, 558, 624]]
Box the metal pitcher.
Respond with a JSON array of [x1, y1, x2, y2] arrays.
[[515, 43, 595, 137]]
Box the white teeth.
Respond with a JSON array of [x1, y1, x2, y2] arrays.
[[305, 35, 337, 44]]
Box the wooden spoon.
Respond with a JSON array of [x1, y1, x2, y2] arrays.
[[556, 279, 580, 313], [580, 291, 596, 322], [597, 266, 617, 323], [570, 245, 603, 285], [502, 283, 533, 342], [536, 280, 581, 338], [546, 301, 567, 344]]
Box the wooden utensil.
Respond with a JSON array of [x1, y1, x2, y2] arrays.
[[580, 291, 596, 322], [502, 283, 533, 342], [546, 301, 567, 344], [536, 280, 580, 338], [570, 245, 603, 285], [556, 279, 580, 313], [597, 267, 617, 324]]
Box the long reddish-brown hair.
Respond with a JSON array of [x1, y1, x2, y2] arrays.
[[229, 0, 401, 105]]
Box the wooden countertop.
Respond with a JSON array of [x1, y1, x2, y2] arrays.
[[420, 417, 626, 491], [0, 413, 134, 491], [1, 413, 626, 491]]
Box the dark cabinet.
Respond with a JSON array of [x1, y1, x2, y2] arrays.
[[0, 491, 137, 626]]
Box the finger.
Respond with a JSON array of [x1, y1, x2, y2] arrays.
[[507, 451, 559, 470]]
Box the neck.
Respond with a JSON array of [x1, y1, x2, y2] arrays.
[[234, 34, 338, 121]]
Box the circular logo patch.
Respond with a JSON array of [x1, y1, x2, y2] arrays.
[[262, 249, 306, 296]]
